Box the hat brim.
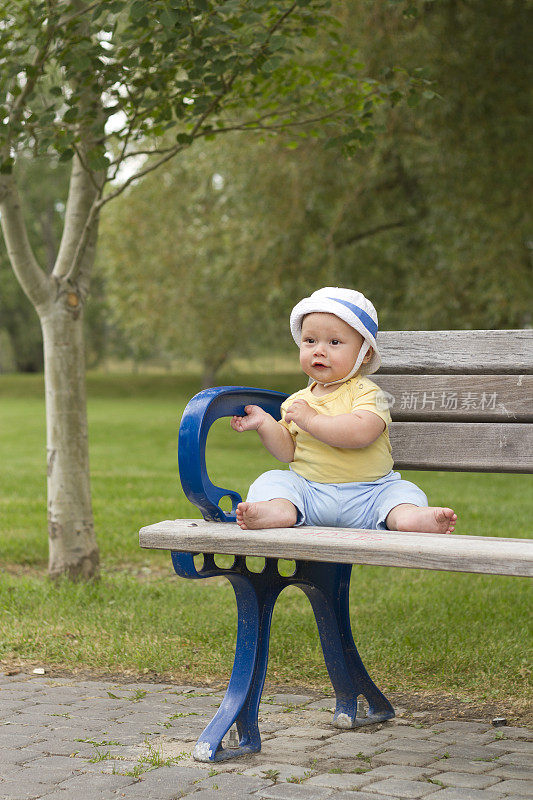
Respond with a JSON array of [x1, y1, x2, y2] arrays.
[[290, 298, 381, 375]]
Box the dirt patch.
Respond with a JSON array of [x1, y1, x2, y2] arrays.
[[386, 688, 532, 727]]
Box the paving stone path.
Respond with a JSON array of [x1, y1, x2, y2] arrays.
[[0, 673, 531, 800]]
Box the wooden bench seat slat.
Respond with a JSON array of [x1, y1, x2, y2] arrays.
[[389, 421, 533, 472], [378, 330, 533, 374], [139, 520, 533, 578], [373, 374, 532, 422]]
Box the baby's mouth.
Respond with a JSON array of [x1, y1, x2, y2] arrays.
[[312, 362, 329, 369]]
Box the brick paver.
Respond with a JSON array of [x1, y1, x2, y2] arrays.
[[307, 772, 376, 790], [426, 790, 504, 800], [364, 778, 441, 797], [493, 778, 533, 797], [0, 672, 530, 800], [431, 771, 501, 789]]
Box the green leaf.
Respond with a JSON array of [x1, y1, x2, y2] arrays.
[[130, 1, 148, 21], [176, 133, 193, 144], [63, 108, 78, 123], [139, 42, 153, 57], [87, 150, 110, 171], [58, 148, 75, 162], [160, 8, 179, 28], [0, 157, 14, 174], [107, 1, 126, 12]]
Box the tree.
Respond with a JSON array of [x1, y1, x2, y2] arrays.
[[0, 1, 420, 578]]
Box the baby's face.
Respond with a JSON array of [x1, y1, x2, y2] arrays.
[[300, 313, 366, 385]]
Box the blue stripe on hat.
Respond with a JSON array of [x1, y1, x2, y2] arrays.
[[327, 297, 378, 338]]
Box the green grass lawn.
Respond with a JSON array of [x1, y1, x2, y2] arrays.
[[0, 372, 531, 710]]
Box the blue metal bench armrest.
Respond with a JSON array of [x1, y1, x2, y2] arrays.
[[178, 386, 288, 522]]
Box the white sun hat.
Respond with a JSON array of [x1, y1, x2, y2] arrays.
[[290, 286, 381, 384]]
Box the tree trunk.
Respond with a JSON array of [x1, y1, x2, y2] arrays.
[[40, 296, 99, 580], [201, 353, 228, 389]]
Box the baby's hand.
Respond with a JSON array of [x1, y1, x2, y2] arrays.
[[284, 399, 318, 431], [230, 405, 268, 433]]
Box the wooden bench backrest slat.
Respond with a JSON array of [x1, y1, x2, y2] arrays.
[[373, 374, 532, 422], [390, 421, 532, 473], [372, 331, 533, 473], [378, 330, 533, 374]]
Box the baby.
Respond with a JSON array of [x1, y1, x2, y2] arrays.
[[231, 287, 457, 534]]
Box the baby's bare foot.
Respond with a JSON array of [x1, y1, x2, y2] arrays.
[[387, 504, 457, 534], [236, 501, 258, 530], [236, 500, 297, 530]]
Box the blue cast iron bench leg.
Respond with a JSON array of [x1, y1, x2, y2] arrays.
[[173, 386, 394, 762]]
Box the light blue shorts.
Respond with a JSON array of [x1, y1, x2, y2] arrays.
[[247, 469, 428, 530]]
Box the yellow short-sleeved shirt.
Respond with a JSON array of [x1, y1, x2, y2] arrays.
[[279, 376, 393, 484]]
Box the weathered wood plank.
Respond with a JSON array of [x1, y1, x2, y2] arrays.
[[373, 375, 532, 422], [390, 422, 533, 473], [139, 520, 533, 577], [378, 330, 533, 374]]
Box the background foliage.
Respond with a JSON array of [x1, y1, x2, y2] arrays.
[[1, 0, 531, 380], [98, 0, 533, 380]]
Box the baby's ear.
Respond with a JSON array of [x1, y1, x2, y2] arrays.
[[363, 346, 373, 363]]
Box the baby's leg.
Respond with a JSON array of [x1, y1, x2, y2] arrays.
[[236, 499, 298, 530], [371, 473, 457, 534], [238, 469, 306, 531], [385, 503, 457, 535]]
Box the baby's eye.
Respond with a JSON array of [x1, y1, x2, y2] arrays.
[[330, 339, 341, 345], [303, 337, 315, 344]]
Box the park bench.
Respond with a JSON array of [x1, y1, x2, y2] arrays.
[[139, 329, 533, 763]]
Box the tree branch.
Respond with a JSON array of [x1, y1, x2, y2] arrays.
[[59, 0, 102, 27], [334, 218, 415, 248], [55, 146, 106, 285], [54, 1, 106, 284], [108, 144, 177, 163], [62, 197, 100, 285], [0, 174, 50, 308], [53, 149, 101, 281], [5, 31, 54, 158], [72, 142, 103, 192], [196, 103, 351, 137], [100, 144, 187, 206]]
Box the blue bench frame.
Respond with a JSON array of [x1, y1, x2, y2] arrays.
[[174, 386, 394, 763]]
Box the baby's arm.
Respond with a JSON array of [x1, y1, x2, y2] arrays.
[[284, 400, 384, 448], [231, 405, 295, 462]]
